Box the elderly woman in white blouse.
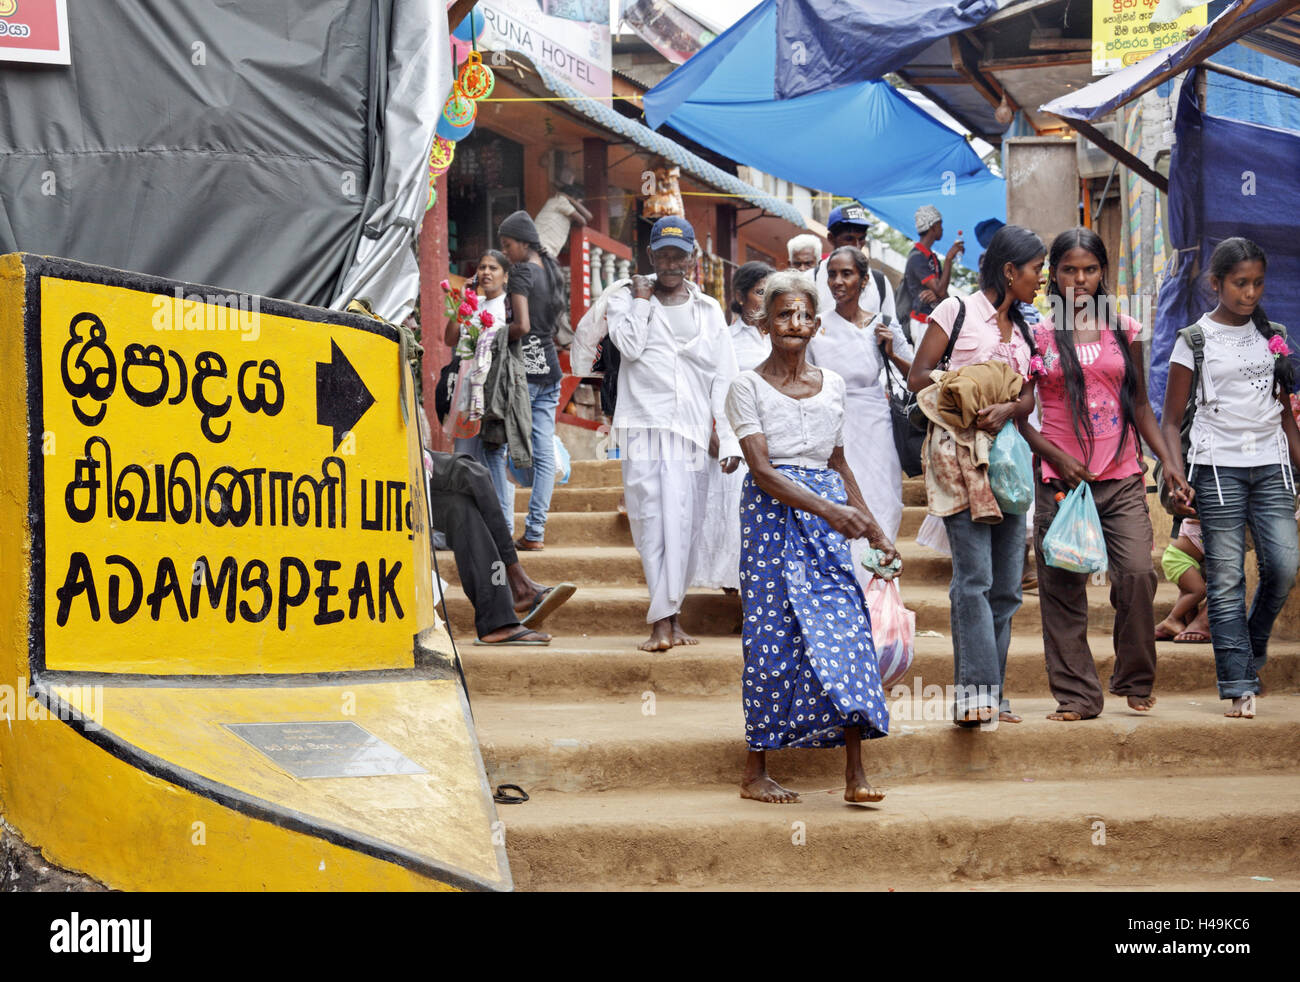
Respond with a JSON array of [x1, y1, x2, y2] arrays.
[[725, 270, 899, 806]]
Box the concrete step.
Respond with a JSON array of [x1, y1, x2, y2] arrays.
[[551, 871, 1300, 892], [559, 463, 927, 501], [513, 511, 634, 547], [460, 634, 1300, 700], [497, 774, 1300, 891], [474, 694, 1300, 793], [443, 582, 1185, 639], [442, 542, 964, 589], [514, 506, 936, 546], [566, 459, 624, 488], [513, 487, 623, 513]]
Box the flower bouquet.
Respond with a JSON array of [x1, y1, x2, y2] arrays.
[[440, 279, 502, 440]]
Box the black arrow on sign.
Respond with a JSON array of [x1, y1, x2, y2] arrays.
[[317, 340, 375, 450]]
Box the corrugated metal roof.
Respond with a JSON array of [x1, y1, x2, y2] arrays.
[[533, 63, 807, 229]]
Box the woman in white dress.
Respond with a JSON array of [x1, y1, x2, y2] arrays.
[[693, 262, 774, 591], [808, 246, 913, 590]]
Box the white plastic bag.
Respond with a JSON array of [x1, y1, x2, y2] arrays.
[[865, 576, 915, 689]]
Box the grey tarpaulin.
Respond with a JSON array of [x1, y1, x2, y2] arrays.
[[0, 0, 448, 322]]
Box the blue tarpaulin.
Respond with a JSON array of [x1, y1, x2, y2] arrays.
[[645, 0, 1006, 252], [775, 0, 999, 99], [1149, 70, 1300, 413]]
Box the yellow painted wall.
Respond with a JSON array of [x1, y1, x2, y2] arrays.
[[0, 255, 509, 891]]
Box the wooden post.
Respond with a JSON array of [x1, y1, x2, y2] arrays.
[[583, 137, 609, 234], [419, 170, 452, 452]]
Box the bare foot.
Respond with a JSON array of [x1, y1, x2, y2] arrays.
[[1225, 694, 1256, 718], [1127, 694, 1156, 711], [1047, 711, 1084, 721], [740, 775, 800, 803], [670, 614, 698, 647], [844, 779, 885, 803], [1155, 616, 1184, 641], [639, 617, 673, 652]]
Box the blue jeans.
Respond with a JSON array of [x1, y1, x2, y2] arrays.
[[943, 509, 1026, 717], [509, 379, 560, 542], [454, 435, 513, 536], [1192, 464, 1299, 699]]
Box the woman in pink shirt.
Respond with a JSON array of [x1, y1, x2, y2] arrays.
[[1021, 228, 1190, 721], [908, 224, 1043, 727]]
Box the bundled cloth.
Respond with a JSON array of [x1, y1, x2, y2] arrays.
[[479, 325, 533, 470], [570, 277, 636, 377], [917, 361, 1023, 523]]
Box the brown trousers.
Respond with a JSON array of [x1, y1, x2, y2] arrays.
[[1033, 473, 1157, 716]]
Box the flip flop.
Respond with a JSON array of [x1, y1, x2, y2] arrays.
[[473, 627, 550, 646], [1155, 627, 1179, 641], [1174, 630, 1210, 643], [520, 583, 576, 629]]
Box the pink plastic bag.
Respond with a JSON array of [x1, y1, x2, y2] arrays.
[[865, 576, 915, 689]]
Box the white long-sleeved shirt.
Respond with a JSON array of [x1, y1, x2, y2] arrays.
[[606, 282, 741, 461]]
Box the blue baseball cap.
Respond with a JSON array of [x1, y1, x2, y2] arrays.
[[827, 203, 870, 229], [649, 215, 696, 252]]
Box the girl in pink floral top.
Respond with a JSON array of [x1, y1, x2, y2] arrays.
[[1020, 228, 1189, 721]]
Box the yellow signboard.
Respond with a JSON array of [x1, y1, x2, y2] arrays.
[[32, 260, 431, 675], [1092, 0, 1207, 75]]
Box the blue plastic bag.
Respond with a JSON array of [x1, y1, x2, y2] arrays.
[[1042, 482, 1108, 573], [553, 433, 571, 485], [507, 434, 571, 486], [988, 421, 1033, 515]]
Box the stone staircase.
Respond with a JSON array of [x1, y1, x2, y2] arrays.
[[441, 459, 1300, 891]]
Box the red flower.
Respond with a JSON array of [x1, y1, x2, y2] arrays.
[[439, 279, 451, 292], [464, 289, 479, 310], [479, 311, 495, 327], [458, 302, 473, 319]]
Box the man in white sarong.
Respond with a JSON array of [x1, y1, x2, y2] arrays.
[[606, 216, 742, 651]]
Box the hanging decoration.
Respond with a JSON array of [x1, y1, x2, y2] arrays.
[[428, 32, 496, 210], [452, 9, 487, 43], [429, 136, 456, 175], [458, 51, 495, 101], [442, 82, 478, 127]]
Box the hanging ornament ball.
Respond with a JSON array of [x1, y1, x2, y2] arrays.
[[429, 136, 456, 175], [458, 51, 495, 101], [436, 112, 475, 143], [442, 83, 477, 127], [452, 9, 487, 43]]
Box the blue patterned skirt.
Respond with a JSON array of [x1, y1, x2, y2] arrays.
[[740, 466, 889, 750]]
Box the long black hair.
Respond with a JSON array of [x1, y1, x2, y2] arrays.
[[1208, 236, 1295, 394], [978, 224, 1042, 358], [730, 261, 775, 317], [1046, 227, 1141, 467]]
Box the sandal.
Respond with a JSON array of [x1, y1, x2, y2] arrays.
[[1173, 630, 1210, 644], [519, 583, 577, 629], [473, 627, 550, 646]]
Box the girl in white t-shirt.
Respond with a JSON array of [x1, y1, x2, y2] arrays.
[[1160, 237, 1300, 718]]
